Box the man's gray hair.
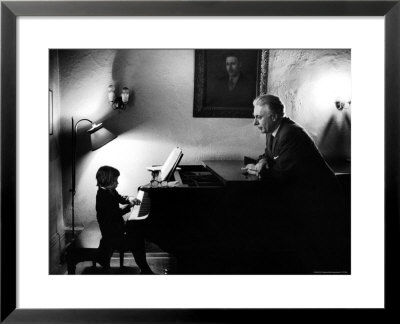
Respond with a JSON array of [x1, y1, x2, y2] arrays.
[[253, 94, 285, 117]]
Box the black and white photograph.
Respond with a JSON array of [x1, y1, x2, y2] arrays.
[[49, 49, 351, 276], [3, 1, 398, 319]]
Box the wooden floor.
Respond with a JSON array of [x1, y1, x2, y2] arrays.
[[66, 252, 177, 275]]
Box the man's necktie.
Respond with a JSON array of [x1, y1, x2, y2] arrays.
[[269, 135, 274, 152], [229, 78, 235, 91]]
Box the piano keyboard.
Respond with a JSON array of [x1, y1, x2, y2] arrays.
[[128, 190, 151, 221]]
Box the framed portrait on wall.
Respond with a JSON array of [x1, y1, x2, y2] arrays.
[[193, 49, 268, 118]]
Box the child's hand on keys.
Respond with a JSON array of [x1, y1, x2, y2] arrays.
[[129, 197, 141, 206]]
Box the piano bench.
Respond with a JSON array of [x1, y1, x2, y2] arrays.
[[66, 221, 125, 274]]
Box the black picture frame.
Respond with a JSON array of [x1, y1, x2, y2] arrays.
[[1, 0, 399, 322], [193, 49, 265, 118]]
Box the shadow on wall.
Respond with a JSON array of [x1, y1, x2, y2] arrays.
[[101, 50, 146, 137], [59, 49, 153, 215], [68, 50, 149, 164], [319, 110, 351, 161], [49, 134, 60, 162], [59, 50, 151, 220]]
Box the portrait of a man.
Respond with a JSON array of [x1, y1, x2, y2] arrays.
[[193, 49, 264, 118], [206, 53, 257, 107]]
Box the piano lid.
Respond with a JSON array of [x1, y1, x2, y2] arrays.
[[203, 159, 350, 183], [202, 160, 260, 184]]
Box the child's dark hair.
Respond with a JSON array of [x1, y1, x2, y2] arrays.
[[96, 165, 120, 187]]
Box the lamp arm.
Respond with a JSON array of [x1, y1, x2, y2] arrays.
[[71, 118, 93, 194], [71, 117, 93, 238], [74, 118, 93, 134]]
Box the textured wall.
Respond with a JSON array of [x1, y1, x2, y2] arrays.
[[54, 49, 351, 229], [268, 49, 351, 159]]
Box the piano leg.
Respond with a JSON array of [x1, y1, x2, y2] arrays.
[[125, 222, 154, 274], [67, 262, 76, 275], [119, 250, 124, 267]]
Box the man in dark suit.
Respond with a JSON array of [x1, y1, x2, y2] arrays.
[[244, 94, 349, 273], [206, 54, 256, 107]]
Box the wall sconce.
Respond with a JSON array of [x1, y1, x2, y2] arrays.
[[70, 117, 117, 238], [108, 85, 129, 111], [335, 100, 351, 111]]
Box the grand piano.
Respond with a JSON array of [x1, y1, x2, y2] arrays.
[[127, 160, 351, 275]]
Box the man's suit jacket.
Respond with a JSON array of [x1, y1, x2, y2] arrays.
[[258, 117, 348, 272], [260, 117, 337, 188], [206, 73, 256, 107]]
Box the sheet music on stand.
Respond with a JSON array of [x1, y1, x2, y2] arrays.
[[147, 147, 183, 181]]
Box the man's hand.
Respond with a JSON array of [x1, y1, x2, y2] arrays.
[[243, 163, 257, 175], [243, 159, 268, 176]]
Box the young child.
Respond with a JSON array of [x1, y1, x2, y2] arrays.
[[95, 165, 154, 274]]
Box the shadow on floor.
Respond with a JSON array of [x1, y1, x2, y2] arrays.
[[81, 266, 141, 275], [69, 253, 177, 275]]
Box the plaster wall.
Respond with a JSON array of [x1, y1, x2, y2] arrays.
[[54, 49, 351, 229], [268, 49, 351, 159]]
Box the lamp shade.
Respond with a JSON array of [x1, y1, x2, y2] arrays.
[[89, 125, 117, 151]]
